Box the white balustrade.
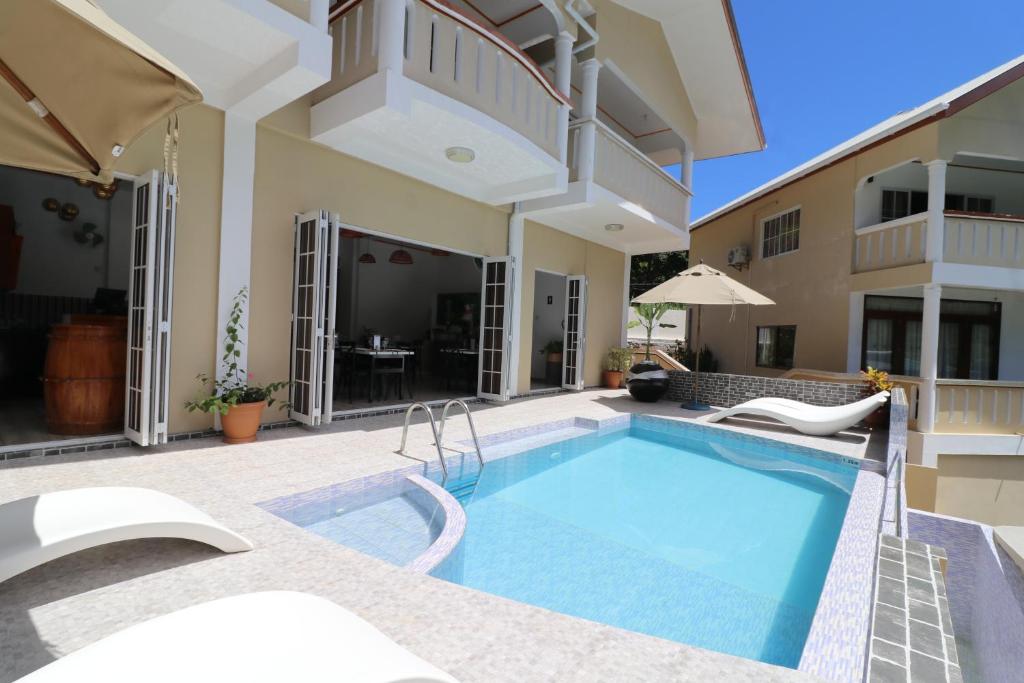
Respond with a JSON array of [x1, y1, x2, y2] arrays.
[[943, 213, 1024, 268], [933, 380, 1024, 435], [852, 213, 928, 273]]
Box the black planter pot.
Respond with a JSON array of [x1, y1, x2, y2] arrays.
[[627, 360, 669, 402]]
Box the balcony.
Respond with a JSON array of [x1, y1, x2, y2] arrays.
[[521, 117, 692, 254], [310, 0, 569, 205], [852, 212, 928, 273], [933, 379, 1024, 435]]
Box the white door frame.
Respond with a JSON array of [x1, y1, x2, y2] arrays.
[[562, 274, 587, 391], [478, 256, 515, 401]]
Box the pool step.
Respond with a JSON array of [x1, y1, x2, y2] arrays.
[[445, 476, 480, 504]]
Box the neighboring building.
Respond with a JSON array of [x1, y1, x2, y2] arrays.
[[690, 56, 1024, 525], [0, 1, 762, 452]]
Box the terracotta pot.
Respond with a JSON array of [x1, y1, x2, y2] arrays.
[[221, 400, 265, 444], [546, 352, 563, 364], [602, 370, 624, 389]]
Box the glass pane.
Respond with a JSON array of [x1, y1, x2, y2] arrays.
[[904, 321, 922, 376], [776, 326, 796, 369], [969, 324, 993, 379], [938, 322, 960, 378], [865, 319, 894, 372]]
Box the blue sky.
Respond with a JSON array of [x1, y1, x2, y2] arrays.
[[669, 0, 1024, 220]]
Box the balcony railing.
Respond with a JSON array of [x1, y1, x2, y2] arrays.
[[933, 379, 1024, 435], [852, 212, 927, 273], [322, 0, 567, 160], [943, 211, 1024, 268], [568, 118, 691, 228]]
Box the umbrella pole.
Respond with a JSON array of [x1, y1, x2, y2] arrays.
[[682, 304, 708, 411]]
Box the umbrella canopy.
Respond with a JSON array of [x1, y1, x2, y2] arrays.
[[0, 0, 201, 182], [631, 263, 774, 306]]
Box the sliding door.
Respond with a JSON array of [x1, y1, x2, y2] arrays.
[[289, 210, 338, 426], [124, 170, 177, 446], [478, 256, 514, 401], [562, 275, 587, 390]]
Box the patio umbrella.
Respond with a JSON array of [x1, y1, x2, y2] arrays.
[[0, 0, 201, 182], [632, 263, 774, 410]]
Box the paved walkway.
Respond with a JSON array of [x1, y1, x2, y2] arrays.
[[0, 390, 876, 682]]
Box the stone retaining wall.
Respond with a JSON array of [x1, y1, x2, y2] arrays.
[[667, 371, 869, 408]]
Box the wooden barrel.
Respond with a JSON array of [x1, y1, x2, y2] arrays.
[[43, 320, 127, 435]]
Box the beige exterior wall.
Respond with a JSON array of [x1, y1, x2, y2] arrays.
[[517, 220, 625, 395], [114, 104, 225, 434], [689, 124, 941, 376], [934, 454, 1024, 526], [590, 0, 698, 145], [248, 123, 511, 422]]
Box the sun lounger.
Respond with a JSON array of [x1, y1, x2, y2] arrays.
[[17, 591, 459, 683], [0, 486, 252, 584], [706, 391, 890, 436]]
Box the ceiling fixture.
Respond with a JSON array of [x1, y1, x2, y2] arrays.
[[389, 249, 413, 265], [604, 223, 624, 232], [358, 253, 376, 264], [445, 146, 475, 163]]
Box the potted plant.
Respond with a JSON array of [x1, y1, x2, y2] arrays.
[[602, 347, 632, 389], [185, 288, 288, 444], [860, 366, 894, 428], [624, 303, 682, 402], [542, 339, 563, 386]]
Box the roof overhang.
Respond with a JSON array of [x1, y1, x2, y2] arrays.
[[611, 0, 764, 159]]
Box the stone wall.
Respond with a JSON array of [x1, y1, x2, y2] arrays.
[[667, 371, 869, 408]]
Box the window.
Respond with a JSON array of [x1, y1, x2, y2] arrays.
[[756, 325, 796, 369], [861, 296, 1000, 379], [944, 194, 994, 213], [881, 189, 927, 222], [761, 208, 800, 258]]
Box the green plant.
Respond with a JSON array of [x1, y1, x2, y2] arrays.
[[541, 339, 563, 355], [184, 288, 289, 415], [627, 302, 684, 360], [861, 366, 895, 393], [603, 347, 632, 372], [674, 343, 719, 373]]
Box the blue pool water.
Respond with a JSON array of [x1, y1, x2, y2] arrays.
[[437, 423, 857, 667]]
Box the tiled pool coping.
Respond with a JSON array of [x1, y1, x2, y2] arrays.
[[404, 475, 466, 574], [260, 411, 885, 678]]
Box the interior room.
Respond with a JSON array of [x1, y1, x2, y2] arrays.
[[530, 270, 566, 390], [0, 165, 132, 449], [332, 230, 484, 411]]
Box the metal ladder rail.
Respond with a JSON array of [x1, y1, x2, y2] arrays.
[[437, 399, 484, 473], [397, 403, 449, 484]]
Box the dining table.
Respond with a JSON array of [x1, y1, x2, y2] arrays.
[[339, 346, 415, 403]]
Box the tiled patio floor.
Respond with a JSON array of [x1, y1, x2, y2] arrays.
[[0, 390, 881, 682]]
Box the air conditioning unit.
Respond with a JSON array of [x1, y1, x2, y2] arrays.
[[727, 245, 751, 270]]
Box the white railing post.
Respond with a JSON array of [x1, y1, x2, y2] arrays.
[[918, 283, 942, 433], [554, 31, 574, 165], [576, 58, 601, 182], [925, 159, 947, 262], [378, 0, 407, 75], [680, 143, 694, 226]]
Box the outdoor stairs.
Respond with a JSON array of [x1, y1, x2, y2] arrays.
[[444, 473, 480, 505]]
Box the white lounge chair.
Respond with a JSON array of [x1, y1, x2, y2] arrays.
[[705, 391, 890, 436], [17, 591, 459, 683], [0, 486, 252, 584]]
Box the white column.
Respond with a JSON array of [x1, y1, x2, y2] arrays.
[[680, 143, 694, 226], [377, 0, 407, 75], [918, 283, 942, 433], [576, 59, 601, 182], [621, 254, 631, 346], [309, 0, 329, 33], [554, 32, 574, 97], [507, 207, 525, 398], [847, 291, 865, 372], [924, 160, 947, 263], [216, 113, 257, 391]]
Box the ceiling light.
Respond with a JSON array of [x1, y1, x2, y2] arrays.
[[389, 249, 413, 265], [445, 146, 476, 163], [604, 223, 624, 232]]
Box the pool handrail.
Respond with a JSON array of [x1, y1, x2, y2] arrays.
[[397, 403, 449, 484], [437, 399, 485, 473]]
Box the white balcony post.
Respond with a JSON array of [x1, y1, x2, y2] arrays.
[[847, 291, 865, 373], [680, 143, 694, 225], [576, 59, 601, 182], [621, 255, 631, 346], [378, 0, 407, 75], [554, 32, 573, 97], [925, 159, 947, 263], [918, 283, 942, 433]]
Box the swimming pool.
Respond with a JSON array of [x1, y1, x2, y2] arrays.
[[264, 416, 859, 668]]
